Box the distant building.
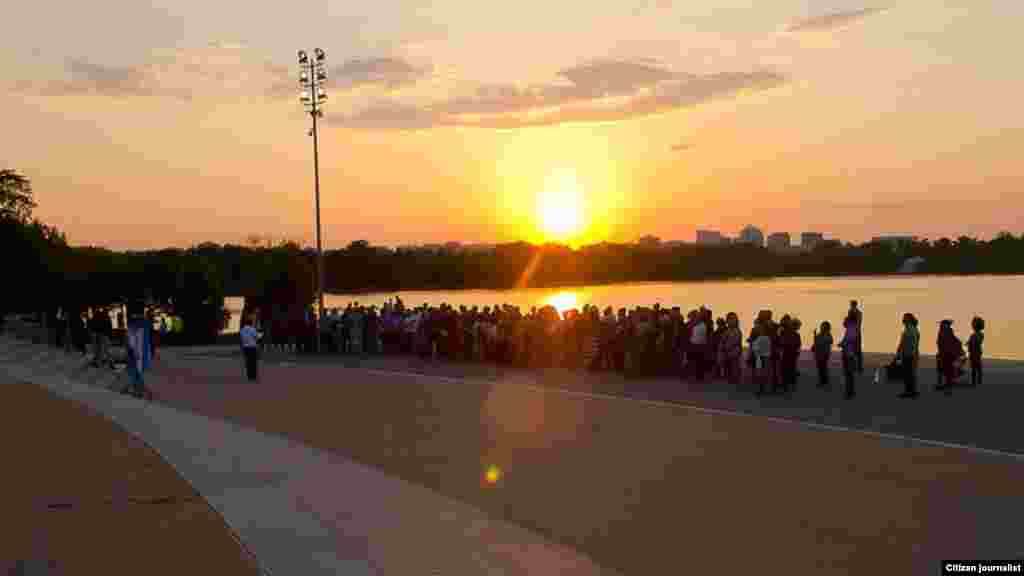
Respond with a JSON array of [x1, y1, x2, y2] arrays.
[[800, 232, 825, 250], [444, 241, 462, 252], [766, 232, 791, 251], [696, 230, 725, 245], [638, 235, 661, 247], [663, 240, 689, 248], [737, 225, 765, 247]]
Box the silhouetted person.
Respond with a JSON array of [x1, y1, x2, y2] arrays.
[[839, 317, 858, 399], [776, 316, 797, 395], [721, 313, 743, 384], [754, 321, 774, 396], [935, 319, 964, 396], [812, 321, 833, 389], [968, 316, 985, 387], [896, 313, 920, 398], [121, 311, 152, 400], [848, 300, 864, 374]]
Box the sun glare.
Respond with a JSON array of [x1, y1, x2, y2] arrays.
[[546, 291, 579, 314], [538, 173, 584, 242]]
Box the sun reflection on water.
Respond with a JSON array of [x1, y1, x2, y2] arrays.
[[545, 291, 582, 314]]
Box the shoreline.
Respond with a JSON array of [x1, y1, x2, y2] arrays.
[[220, 272, 1024, 299]]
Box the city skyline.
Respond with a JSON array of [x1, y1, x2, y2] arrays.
[[3, 2, 1023, 250]]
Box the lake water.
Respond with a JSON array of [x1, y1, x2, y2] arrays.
[[224, 275, 1024, 360]]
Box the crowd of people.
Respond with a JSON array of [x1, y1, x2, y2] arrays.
[[242, 298, 986, 399]]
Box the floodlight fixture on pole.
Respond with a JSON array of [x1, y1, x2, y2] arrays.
[[298, 47, 328, 353]]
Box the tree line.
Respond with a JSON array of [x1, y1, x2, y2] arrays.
[[2, 170, 313, 343], [5, 167, 1023, 341]]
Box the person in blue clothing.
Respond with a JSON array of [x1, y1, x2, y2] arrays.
[[121, 310, 152, 400], [240, 314, 262, 382]]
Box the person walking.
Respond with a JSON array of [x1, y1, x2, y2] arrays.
[[967, 316, 985, 388], [121, 311, 152, 400], [895, 313, 920, 398], [240, 314, 262, 382]]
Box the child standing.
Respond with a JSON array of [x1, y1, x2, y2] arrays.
[[812, 321, 833, 389], [968, 316, 985, 388]]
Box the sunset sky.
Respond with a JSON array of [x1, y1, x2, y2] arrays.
[[2, 1, 1022, 249]]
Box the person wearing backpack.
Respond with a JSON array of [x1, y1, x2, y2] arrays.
[[812, 321, 833, 389]]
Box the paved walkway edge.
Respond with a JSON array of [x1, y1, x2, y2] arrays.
[[3, 361, 275, 576], [1, 343, 612, 576]]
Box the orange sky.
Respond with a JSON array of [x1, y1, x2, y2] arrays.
[[2, 1, 1022, 249]]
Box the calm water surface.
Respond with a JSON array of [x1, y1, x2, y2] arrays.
[[225, 275, 1024, 360]]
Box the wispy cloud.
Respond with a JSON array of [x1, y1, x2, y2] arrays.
[[59, 59, 149, 96], [670, 142, 694, 152], [329, 57, 429, 90], [786, 7, 886, 33], [14, 47, 433, 104], [20, 43, 294, 101], [333, 60, 786, 130]]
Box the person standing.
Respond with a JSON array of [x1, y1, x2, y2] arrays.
[[779, 317, 802, 395], [812, 321, 833, 389], [936, 319, 964, 395], [97, 308, 113, 368], [849, 300, 864, 374], [896, 313, 920, 398], [689, 309, 708, 381], [967, 316, 985, 388], [88, 310, 103, 367], [722, 313, 743, 384], [839, 317, 858, 399], [240, 314, 262, 382], [753, 322, 774, 396]]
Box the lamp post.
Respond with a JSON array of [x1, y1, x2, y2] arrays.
[[298, 48, 327, 353]]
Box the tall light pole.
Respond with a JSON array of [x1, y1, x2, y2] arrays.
[[298, 48, 327, 353]]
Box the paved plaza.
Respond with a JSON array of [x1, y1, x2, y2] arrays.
[[2, 334, 1022, 574]]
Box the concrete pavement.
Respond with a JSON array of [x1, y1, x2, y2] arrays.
[[0, 336, 613, 576], [83, 342, 1024, 574]]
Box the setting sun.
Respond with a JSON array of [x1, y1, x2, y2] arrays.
[[538, 173, 584, 242]]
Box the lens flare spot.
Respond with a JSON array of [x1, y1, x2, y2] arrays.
[[484, 464, 502, 485]]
